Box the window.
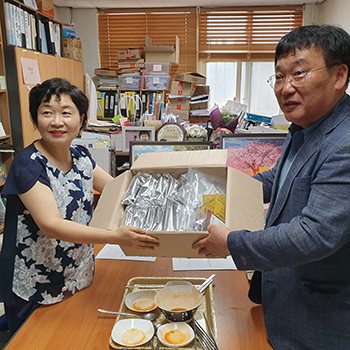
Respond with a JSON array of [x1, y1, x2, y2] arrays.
[[206, 61, 279, 116], [206, 62, 237, 108]]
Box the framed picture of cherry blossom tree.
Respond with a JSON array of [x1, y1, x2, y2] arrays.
[[220, 133, 287, 176]]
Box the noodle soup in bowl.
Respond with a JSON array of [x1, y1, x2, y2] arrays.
[[155, 281, 203, 322]]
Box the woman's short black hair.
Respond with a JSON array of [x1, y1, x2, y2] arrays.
[[275, 24, 350, 86], [29, 77, 89, 130]]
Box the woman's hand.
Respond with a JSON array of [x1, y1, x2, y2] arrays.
[[114, 225, 159, 250], [192, 224, 231, 258]]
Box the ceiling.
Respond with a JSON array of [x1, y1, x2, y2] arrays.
[[53, 0, 325, 9]]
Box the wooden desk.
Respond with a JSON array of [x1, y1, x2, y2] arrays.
[[4, 245, 272, 349]]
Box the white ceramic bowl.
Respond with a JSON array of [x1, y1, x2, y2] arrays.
[[157, 322, 195, 348], [111, 318, 154, 347], [125, 290, 157, 313]]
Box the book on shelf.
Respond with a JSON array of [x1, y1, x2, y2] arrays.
[[3, 2, 60, 56]]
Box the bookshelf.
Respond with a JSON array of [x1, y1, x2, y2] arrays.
[[0, 0, 62, 57]]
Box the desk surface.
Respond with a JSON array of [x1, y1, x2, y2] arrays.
[[5, 245, 272, 350]]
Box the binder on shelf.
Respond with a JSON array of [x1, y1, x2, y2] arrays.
[[43, 22, 54, 54], [13, 4, 21, 47], [41, 22, 48, 53], [108, 92, 115, 119], [148, 92, 153, 114], [30, 14, 36, 50], [24, 11, 32, 49], [104, 92, 110, 118], [4, 2, 14, 46], [35, 17, 42, 52], [55, 24, 61, 57], [19, 8, 26, 48]]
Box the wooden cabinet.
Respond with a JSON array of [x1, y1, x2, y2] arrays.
[[4, 46, 84, 150]]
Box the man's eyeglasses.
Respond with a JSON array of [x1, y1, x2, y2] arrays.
[[267, 65, 336, 91]]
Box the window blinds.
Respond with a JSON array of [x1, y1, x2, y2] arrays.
[[198, 6, 303, 59]]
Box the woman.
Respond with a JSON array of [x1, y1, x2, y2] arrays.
[[0, 78, 159, 334]]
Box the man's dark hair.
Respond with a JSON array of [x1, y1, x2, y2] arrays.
[[29, 77, 89, 130], [275, 24, 350, 85]]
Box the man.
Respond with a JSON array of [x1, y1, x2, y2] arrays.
[[193, 25, 350, 349]]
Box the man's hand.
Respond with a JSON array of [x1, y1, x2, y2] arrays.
[[192, 224, 231, 258]]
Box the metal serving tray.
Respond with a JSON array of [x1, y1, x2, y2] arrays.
[[109, 276, 217, 350]]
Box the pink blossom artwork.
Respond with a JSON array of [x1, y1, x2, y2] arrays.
[[224, 136, 286, 176]]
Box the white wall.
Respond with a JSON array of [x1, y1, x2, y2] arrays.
[[55, 7, 99, 79], [317, 0, 350, 33], [54, 1, 350, 80]]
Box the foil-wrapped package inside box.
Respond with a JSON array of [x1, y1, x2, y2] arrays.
[[90, 149, 264, 258]]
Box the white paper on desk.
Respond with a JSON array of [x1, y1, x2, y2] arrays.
[[96, 244, 156, 262], [172, 256, 237, 271]]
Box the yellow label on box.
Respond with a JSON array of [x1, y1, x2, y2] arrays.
[[202, 194, 226, 222]]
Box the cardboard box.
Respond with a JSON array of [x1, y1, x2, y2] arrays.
[[63, 38, 83, 62], [118, 59, 145, 69], [168, 109, 190, 120], [118, 49, 143, 60], [169, 97, 190, 110], [170, 81, 192, 96], [36, 0, 54, 18], [144, 35, 179, 64], [94, 69, 118, 77], [175, 72, 206, 85], [190, 86, 210, 110], [90, 150, 264, 258], [190, 115, 211, 124]]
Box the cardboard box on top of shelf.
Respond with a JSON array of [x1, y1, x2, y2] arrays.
[[175, 72, 206, 85], [190, 85, 210, 110], [118, 59, 145, 69], [190, 115, 211, 124], [144, 35, 179, 64], [36, 0, 54, 18], [118, 49, 143, 60], [94, 69, 118, 77], [170, 81, 192, 96], [168, 96, 191, 110], [89, 149, 264, 258], [168, 108, 190, 121], [63, 38, 83, 62]]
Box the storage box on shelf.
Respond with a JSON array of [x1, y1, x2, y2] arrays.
[[62, 38, 82, 61], [145, 74, 171, 90], [119, 73, 142, 90], [145, 62, 171, 75], [36, 0, 54, 18]]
